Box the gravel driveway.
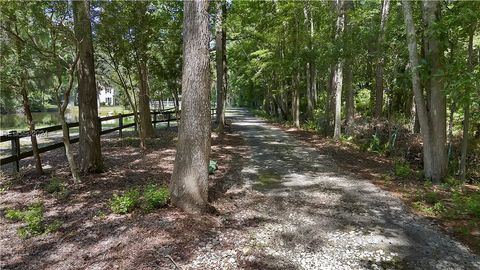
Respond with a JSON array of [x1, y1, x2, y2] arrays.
[[188, 108, 480, 270]]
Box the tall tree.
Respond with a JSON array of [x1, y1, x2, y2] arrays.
[[73, 0, 103, 173], [460, 24, 476, 181], [216, 0, 227, 131], [333, 0, 345, 140], [374, 0, 390, 118], [170, 0, 211, 213], [402, 0, 447, 182], [1, 6, 44, 175]]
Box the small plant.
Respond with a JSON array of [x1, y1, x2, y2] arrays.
[[338, 135, 353, 144], [424, 191, 440, 204], [303, 120, 317, 131], [4, 202, 61, 239], [393, 160, 411, 178], [368, 134, 383, 153], [45, 177, 70, 200], [143, 184, 170, 211], [209, 160, 218, 175], [432, 201, 445, 213], [464, 194, 480, 218], [45, 177, 64, 193], [110, 189, 140, 214]]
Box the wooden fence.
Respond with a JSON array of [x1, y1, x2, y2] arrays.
[[1, 108, 216, 171]]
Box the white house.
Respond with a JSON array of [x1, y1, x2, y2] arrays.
[[98, 84, 116, 106]]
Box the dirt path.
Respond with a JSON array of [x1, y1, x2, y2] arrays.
[[189, 108, 480, 269], [1, 109, 479, 270]]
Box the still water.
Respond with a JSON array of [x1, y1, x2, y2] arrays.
[[0, 106, 129, 132]]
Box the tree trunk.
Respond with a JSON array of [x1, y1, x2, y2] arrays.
[[325, 65, 335, 136], [374, 0, 390, 118], [73, 0, 103, 173], [423, 0, 447, 182], [215, 0, 227, 131], [60, 114, 81, 182], [293, 73, 300, 128], [345, 57, 354, 135], [460, 27, 475, 181], [138, 61, 155, 138], [170, 0, 211, 213], [402, 0, 447, 183], [55, 54, 81, 183], [333, 0, 345, 140], [20, 87, 43, 175], [304, 2, 315, 118]]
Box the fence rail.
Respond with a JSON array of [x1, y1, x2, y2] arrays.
[[1, 108, 216, 171]]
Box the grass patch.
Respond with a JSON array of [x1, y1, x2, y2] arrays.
[[111, 184, 170, 214], [44, 177, 70, 200], [110, 189, 140, 214], [143, 184, 170, 211], [4, 202, 62, 239], [393, 159, 411, 178]]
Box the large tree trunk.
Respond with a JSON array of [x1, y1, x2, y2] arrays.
[[73, 0, 103, 173], [374, 0, 390, 118], [138, 61, 155, 138], [423, 0, 447, 182], [402, 0, 447, 183], [333, 0, 345, 140], [170, 0, 211, 213], [215, 0, 227, 131], [460, 27, 475, 181]]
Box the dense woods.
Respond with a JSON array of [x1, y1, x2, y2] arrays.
[[0, 1, 480, 268], [227, 0, 479, 183]]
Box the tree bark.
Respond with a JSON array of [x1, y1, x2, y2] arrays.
[[170, 0, 211, 213], [333, 0, 345, 140], [73, 0, 103, 173], [460, 27, 475, 181], [20, 86, 43, 175], [345, 57, 354, 135], [374, 0, 390, 118], [292, 73, 300, 128], [402, 0, 447, 183], [55, 52, 81, 183], [215, 0, 227, 131], [138, 61, 155, 138], [304, 2, 315, 118]]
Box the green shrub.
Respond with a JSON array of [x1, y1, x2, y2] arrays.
[[368, 134, 383, 153], [45, 177, 70, 199], [209, 160, 218, 175], [303, 120, 317, 131], [464, 194, 480, 218], [45, 177, 64, 193], [393, 160, 411, 178], [339, 135, 353, 144], [424, 191, 440, 204], [143, 184, 170, 211], [432, 201, 445, 213], [4, 202, 61, 239], [110, 189, 140, 214]]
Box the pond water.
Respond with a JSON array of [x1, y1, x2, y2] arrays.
[[0, 106, 129, 132], [0, 111, 78, 131]]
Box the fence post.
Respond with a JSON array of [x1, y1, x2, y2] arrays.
[[119, 113, 123, 138], [10, 131, 20, 172], [167, 112, 171, 128]]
